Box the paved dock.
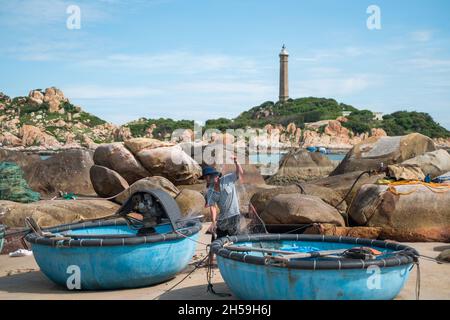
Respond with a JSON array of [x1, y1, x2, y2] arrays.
[[0, 224, 449, 300]]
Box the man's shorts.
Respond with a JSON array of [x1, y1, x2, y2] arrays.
[[216, 214, 240, 238]]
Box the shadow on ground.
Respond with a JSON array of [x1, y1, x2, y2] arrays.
[[156, 282, 234, 300], [0, 271, 71, 295]]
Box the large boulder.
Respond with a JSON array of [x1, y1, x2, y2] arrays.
[[296, 182, 347, 212], [175, 189, 208, 218], [395, 149, 450, 179], [90, 165, 129, 198], [135, 145, 201, 185], [0, 199, 119, 228], [311, 170, 386, 202], [93, 143, 150, 184], [27, 149, 95, 195], [348, 184, 450, 242], [250, 185, 301, 214], [114, 176, 180, 204], [268, 149, 336, 184], [250, 183, 347, 214], [0, 149, 96, 196], [261, 194, 345, 226], [304, 223, 382, 239], [124, 138, 174, 155], [331, 133, 436, 175]]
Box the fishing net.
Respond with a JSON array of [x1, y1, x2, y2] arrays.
[[0, 162, 40, 203]]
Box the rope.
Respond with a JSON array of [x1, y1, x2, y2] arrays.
[[415, 262, 421, 301], [175, 230, 211, 247], [380, 180, 450, 196], [334, 171, 371, 211], [153, 253, 209, 300]]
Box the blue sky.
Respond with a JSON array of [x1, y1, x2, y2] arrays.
[[1, 0, 450, 129]]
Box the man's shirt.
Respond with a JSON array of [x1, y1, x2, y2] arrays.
[[205, 172, 241, 228]]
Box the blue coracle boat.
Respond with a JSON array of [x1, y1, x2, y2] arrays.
[[212, 234, 418, 300], [25, 189, 202, 290]]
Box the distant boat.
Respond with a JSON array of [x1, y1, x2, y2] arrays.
[[212, 234, 417, 300], [306, 146, 328, 154]]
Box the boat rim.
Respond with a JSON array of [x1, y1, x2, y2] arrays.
[[211, 233, 418, 270], [25, 219, 202, 247]]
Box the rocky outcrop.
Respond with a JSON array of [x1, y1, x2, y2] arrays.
[[261, 194, 345, 226], [90, 165, 129, 198], [268, 149, 336, 184], [0, 132, 22, 147], [0, 199, 119, 228], [0, 87, 139, 148], [20, 125, 61, 148], [331, 133, 436, 175], [348, 184, 450, 242], [301, 119, 371, 149], [93, 143, 150, 184]]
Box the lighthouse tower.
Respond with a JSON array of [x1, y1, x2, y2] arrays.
[[279, 45, 289, 103]]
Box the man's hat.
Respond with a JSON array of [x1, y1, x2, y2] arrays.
[[202, 166, 220, 178]]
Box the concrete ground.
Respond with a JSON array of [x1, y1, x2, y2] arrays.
[[0, 223, 449, 300]]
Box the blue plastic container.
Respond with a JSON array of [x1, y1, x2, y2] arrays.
[[212, 234, 417, 300], [26, 220, 201, 290]]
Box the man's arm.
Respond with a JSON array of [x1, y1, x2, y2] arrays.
[[208, 205, 217, 233], [231, 155, 244, 181]]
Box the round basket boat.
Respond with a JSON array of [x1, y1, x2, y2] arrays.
[[212, 234, 418, 300], [25, 219, 201, 290]]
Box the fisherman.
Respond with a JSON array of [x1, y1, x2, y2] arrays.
[[203, 155, 244, 238]]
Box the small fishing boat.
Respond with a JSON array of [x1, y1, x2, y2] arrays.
[[212, 234, 418, 300], [0, 224, 5, 253], [25, 189, 202, 290]]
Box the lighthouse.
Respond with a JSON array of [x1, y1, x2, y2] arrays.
[[279, 45, 289, 103]]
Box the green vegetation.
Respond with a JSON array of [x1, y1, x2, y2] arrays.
[[341, 109, 449, 138], [205, 97, 357, 130], [77, 112, 106, 127], [122, 98, 449, 139], [381, 111, 450, 138], [125, 118, 194, 139]]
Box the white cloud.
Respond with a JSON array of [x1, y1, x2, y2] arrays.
[[296, 75, 377, 97], [405, 58, 450, 69], [63, 85, 163, 99], [410, 31, 433, 42], [78, 52, 259, 75]]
